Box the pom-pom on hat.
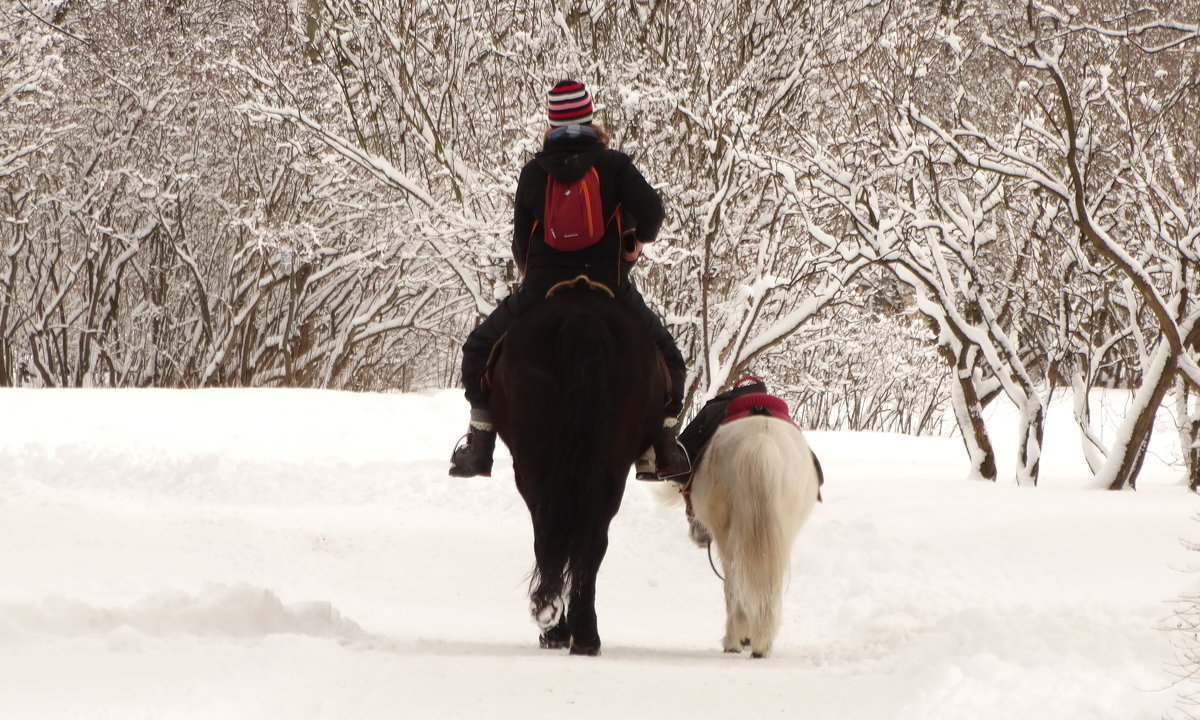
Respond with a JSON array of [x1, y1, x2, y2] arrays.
[[547, 79, 594, 126]]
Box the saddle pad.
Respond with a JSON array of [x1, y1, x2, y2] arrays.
[[723, 392, 795, 426]]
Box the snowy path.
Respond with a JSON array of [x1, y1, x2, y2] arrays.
[[0, 388, 1195, 718]]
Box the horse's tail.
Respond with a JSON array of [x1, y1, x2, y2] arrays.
[[529, 309, 615, 618], [720, 418, 820, 654]]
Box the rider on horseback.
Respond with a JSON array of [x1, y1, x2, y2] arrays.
[[450, 79, 689, 481]]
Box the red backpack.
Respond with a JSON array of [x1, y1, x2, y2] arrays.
[[543, 167, 607, 251]]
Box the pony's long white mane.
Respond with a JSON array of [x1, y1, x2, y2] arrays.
[[689, 415, 821, 657]]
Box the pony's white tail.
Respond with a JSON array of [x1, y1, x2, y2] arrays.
[[692, 416, 820, 657]]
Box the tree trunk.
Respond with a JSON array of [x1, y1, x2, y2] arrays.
[[1016, 401, 1045, 487], [1070, 367, 1108, 474], [1177, 379, 1200, 492], [1105, 344, 1177, 490], [941, 344, 997, 482]]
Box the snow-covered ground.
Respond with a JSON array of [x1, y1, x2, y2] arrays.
[[0, 387, 1196, 719]]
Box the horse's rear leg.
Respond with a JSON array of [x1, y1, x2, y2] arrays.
[[530, 591, 564, 630], [529, 523, 568, 645], [539, 614, 570, 649], [566, 534, 608, 656]]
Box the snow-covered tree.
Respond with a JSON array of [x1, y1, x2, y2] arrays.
[[903, 1, 1200, 488]]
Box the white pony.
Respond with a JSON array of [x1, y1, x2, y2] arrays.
[[686, 413, 821, 658]]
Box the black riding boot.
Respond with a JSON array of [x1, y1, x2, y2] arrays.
[[449, 426, 497, 478], [634, 450, 657, 481], [654, 421, 691, 481]]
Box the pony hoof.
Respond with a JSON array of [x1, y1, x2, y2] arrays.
[[723, 647, 741, 654], [751, 652, 764, 659]]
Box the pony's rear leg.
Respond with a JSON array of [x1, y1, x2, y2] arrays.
[[721, 564, 750, 654], [722, 583, 779, 658], [746, 594, 782, 658], [748, 636, 773, 659]]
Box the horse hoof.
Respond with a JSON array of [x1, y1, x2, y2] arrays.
[[751, 652, 764, 659], [569, 642, 601, 656], [530, 597, 564, 630], [539, 625, 570, 649]]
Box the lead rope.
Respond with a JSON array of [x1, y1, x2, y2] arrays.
[[706, 541, 724, 582], [681, 477, 725, 582]]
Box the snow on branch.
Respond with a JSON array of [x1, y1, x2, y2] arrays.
[[241, 102, 438, 209]]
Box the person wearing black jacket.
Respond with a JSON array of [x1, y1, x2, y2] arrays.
[[449, 79, 688, 480]]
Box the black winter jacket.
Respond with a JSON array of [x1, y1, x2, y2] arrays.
[[512, 131, 665, 290]]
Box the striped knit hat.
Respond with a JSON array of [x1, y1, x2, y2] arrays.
[[546, 79, 594, 126]]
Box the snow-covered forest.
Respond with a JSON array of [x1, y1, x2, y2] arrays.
[[2, 0, 1198, 489]]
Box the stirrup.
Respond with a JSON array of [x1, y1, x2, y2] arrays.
[[655, 441, 691, 482]]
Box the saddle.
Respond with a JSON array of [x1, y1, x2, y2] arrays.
[[678, 376, 823, 500], [677, 376, 769, 463], [481, 275, 673, 401]]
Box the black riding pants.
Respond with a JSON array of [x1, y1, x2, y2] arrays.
[[460, 281, 686, 417]]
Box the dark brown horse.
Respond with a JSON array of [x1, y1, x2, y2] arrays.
[[488, 276, 668, 655]]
